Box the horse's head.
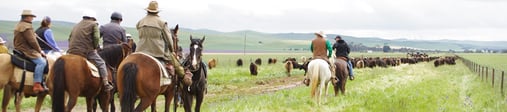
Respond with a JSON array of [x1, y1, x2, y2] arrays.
[[188, 35, 205, 70]]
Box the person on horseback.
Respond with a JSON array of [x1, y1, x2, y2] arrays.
[[13, 10, 48, 93], [35, 16, 61, 54], [333, 35, 354, 80], [136, 1, 190, 82], [303, 31, 334, 85], [67, 10, 114, 92], [0, 37, 8, 54], [101, 12, 127, 47]]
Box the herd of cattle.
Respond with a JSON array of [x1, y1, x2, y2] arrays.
[[206, 53, 458, 76]]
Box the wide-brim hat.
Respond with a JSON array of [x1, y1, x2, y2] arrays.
[[21, 10, 36, 17], [0, 37, 6, 44], [145, 1, 160, 13], [314, 31, 326, 38]]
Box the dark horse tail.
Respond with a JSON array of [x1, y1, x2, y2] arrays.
[[52, 58, 66, 111], [121, 63, 137, 112]]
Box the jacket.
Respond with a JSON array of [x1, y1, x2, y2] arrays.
[[333, 40, 350, 59], [100, 20, 127, 47], [310, 37, 332, 59], [67, 19, 100, 57], [136, 14, 174, 60], [14, 21, 42, 59]]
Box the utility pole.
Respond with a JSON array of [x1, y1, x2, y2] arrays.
[[243, 32, 246, 56]]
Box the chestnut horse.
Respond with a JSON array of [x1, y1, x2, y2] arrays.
[[177, 36, 208, 112], [118, 25, 183, 112], [332, 57, 349, 96], [51, 44, 131, 112]]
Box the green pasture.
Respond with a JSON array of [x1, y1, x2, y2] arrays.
[[457, 53, 507, 72], [1, 53, 507, 111]]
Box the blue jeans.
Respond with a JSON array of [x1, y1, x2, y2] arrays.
[[31, 57, 47, 83], [347, 60, 354, 77]]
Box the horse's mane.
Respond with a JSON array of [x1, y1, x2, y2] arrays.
[[98, 44, 127, 68]]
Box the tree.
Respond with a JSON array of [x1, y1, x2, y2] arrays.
[[383, 43, 391, 52]]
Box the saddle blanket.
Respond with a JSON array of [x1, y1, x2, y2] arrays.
[[13, 67, 36, 86]]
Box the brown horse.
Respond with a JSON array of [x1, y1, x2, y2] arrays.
[[332, 57, 349, 96], [51, 44, 131, 112], [0, 53, 56, 112], [208, 58, 216, 69], [118, 25, 183, 112]]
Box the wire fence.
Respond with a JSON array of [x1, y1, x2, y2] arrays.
[[458, 56, 506, 96]]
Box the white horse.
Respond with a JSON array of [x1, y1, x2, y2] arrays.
[[306, 59, 332, 105]]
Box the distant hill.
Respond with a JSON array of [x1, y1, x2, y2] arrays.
[[1, 20, 506, 53]]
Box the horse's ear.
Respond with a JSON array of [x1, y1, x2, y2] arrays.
[[174, 24, 179, 32], [190, 35, 193, 40], [201, 36, 205, 42]]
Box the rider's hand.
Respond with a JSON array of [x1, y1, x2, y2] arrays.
[[41, 52, 46, 57]]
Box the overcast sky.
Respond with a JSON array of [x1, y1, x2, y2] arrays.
[[1, 0, 506, 41]]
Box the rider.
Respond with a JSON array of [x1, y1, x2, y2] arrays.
[[303, 31, 334, 85], [136, 1, 191, 83], [67, 10, 114, 92], [100, 12, 127, 47], [333, 35, 354, 80], [0, 37, 8, 54], [13, 10, 48, 93], [35, 16, 61, 54]]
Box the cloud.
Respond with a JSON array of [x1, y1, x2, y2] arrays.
[[0, 0, 506, 41]]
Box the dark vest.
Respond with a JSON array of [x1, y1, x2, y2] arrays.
[[35, 27, 52, 50]]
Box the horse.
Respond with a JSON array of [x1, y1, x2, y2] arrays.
[[0, 52, 58, 112], [50, 44, 131, 112], [177, 36, 208, 112], [305, 59, 332, 105], [117, 25, 183, 112], [207, 58, 216, 70], [332, 57, 350, 96]]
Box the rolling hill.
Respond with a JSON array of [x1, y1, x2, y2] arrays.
[[1, 20, 506, 53]]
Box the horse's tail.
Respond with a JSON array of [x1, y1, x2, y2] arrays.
[[52, 58, 66, 111], [120, 63, 137, 112], [310, 62, 320, 98]]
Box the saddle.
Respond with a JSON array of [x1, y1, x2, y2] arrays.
[[11, 50, 49, 74], [134, 52, 172, 86]]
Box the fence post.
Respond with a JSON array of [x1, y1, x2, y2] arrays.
[[502, 71, 505, 94], [492, 68, 495, 87]]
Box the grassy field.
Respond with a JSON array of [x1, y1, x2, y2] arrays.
[[458, 53, 507, 72], [1, 53, 507, 111]]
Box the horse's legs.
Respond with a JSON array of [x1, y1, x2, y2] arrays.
[[85, 97, 96, 112], [195, 92, 205, 112], [150, 100, 156, 112], [182, 91, 193, 112], [35, 93, 47, 112], [1, 85, 12, 112], [109, 90, 116, 112], [134, 96, 157, 111], [65, 96, 78, 112], [165, 86, 175, 112], [97, 91, 110, 112], [14, 90, 23, 112]]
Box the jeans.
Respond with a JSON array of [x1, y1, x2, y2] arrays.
[[31, 57, 47, 83], [347, 60, 354, 77]]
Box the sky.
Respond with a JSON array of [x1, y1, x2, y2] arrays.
[[1, 0, 506, 41]]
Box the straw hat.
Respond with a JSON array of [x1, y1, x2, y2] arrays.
[[145, 1, 159, 13], [0, 37, 6, 44], [314, 31, 326, 38], [21, 10, 36, 17]]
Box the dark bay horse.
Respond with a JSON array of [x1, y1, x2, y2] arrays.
[[178, 36, 208, 112], [118, 25, 183, 112], [51, 44, 131, 112], [0, 53, 57, 112], [332, 57, 349, 96]]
